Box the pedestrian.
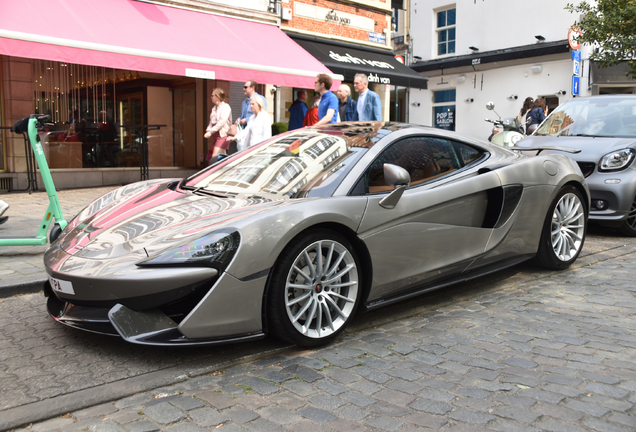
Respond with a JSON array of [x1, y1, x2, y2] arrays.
[[314, 74, 339, 126], [0, 199, 8, 225], [204, 88, 232, 162], [488, 126, 500, 142], [526, 97, 548, 134], [336, 84, 358, 122], [237, 80, 267, 127], [303, 95, 320, 127], [227, 94, 272, 150], [287, 89, 308, 131], [516, 96, 534, 134], [353, 73, 382, 121]]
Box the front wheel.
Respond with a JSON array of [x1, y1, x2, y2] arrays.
[[535, 186, 587, 270], [618, 194, 636, 237], [267, 229, 362, 346]]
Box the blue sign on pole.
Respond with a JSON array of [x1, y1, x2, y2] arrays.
[[572, 76, 580, 96], [572, 50, 581, 61], [573, 60, 580, 76]]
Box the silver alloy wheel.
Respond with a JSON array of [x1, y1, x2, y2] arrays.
[[285, 239, 359, 339], [551, 192, 585, 261], [626, 196, 636, 230]]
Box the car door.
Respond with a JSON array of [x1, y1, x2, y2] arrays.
[[355, 136, 503, 302]]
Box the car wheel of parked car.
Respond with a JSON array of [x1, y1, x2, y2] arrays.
[[268, 229, 361, 346], [618, 195, 636, 237], [535, 186, 587, 270]]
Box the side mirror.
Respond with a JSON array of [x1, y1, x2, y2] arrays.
[[486, 102, 495, 111], [379, 164, 410, 209]]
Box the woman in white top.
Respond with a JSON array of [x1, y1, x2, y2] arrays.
[[204, 88, 232, 161], [228, 94, 271, 150]]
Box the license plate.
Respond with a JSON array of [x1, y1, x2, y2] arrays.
[[48, 276, 75, 295]]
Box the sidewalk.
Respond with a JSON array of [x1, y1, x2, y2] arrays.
[[0, 186, 119, 296]]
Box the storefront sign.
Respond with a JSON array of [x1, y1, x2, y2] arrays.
[[328, 51, 395, 69], [295, 3, 374, 31], [434, 106, 455, 131], [368, 32, 386, 44], [325, 10, 351, 26], [185, 68, 215, 79], [368, 73, 390, 84]]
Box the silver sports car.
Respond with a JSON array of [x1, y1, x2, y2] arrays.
[[44, 122, 590, 347], [518, 95, 636, 235]]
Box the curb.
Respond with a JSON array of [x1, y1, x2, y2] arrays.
[[0, 278, 45, 298]]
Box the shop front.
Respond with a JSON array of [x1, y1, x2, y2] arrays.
[[288, 34, 428, 123], [0, 0, 340, 190]]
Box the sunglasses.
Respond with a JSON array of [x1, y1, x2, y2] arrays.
[[243, 86, 250, 89]]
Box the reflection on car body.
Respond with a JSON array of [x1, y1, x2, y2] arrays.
[[44, 122, 590, 347]]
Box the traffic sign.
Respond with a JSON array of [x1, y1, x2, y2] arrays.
[[573, 60, 580, 76], [572, 76, 580, 96], [572, 50, 581, 62]]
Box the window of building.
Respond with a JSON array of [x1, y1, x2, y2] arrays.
[[436, 7, 456, 56], [433, 89, 456, 131]]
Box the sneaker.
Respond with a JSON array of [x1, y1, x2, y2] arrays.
[[0, 216, 7, 225], [0, 200, 8, 217]]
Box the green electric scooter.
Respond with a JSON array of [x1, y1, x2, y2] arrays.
[[0, 114, 67, 246]]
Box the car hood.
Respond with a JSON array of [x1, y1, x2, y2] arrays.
[[56, 180, 287, 260], [520, 135, 636, 161]]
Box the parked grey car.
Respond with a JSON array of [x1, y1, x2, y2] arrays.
[[44, 122, 589, 347], [518, 95, 636, 236]]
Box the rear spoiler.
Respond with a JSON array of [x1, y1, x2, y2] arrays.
[[509, 146, 581, 155]]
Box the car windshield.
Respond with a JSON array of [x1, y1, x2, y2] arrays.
[[535, 96, 636, 138], [184, 126, 385, 199]]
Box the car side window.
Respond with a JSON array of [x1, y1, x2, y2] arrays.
[[364, 137, 484, 194]]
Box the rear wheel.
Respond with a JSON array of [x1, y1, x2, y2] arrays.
[[535, 186, 587, 270], [618, 195, 636, 237], [268, 229, 361, 346]]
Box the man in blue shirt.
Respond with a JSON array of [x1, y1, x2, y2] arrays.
[[287, 89, 308, 130], [237, 80, 267, 126], [354, 73, 382, 121], [314, 74, 338, 126]]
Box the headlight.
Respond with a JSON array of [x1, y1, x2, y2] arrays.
[[137, 230, 240, 269], [598, 148, 636, 172]]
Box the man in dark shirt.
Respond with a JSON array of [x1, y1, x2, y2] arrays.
[[288, 89, 308, 130], [336, 84, 358, 121]]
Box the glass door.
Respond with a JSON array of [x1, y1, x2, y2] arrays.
[[118, 93, 144, 167]]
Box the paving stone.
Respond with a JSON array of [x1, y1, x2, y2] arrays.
[[242, 418, 286, 432], [384, 378, 423, 394], [585, 382, 630, 399], [468, 369, 499, 381], [187, 407, 228, 427], [535, 418, 588, 432], [257, 406, 302, 425], [583, 418, 634, 432], [116, 394, 154, 410], [319, 353, 360, 369], [336, 404, 370, 421], [608, 412, 636, 428], [224, 406, 260, 424], [408, 399, 453, 414], [565, 400, 611, 417], [282, 380, 318, 397], [142, 402, 186, 425], [195, 390, 236, 409], [533, 402, 585, 422], [419, 378, 454, 390], [280, 365, 324, 383], [373, 389, 416, 406], [268, 392, 306, 410], [87, 419, 126, 432], [125, 420, 160, 432], [349, 380, 381, 395], [492, 405, 542, 423], [368, 402, 411, 417], [322, 367, 361, 384], [418, 387, 455, 403], [503, 357, 539, 369], [455, 388, 491, 399], [308, 393, 346, 410], [391, 345, 417, 355], [518, 388, 565, 404], [407, 351, 444, 365], [361, 357, 392, 371], [350, 366, 391, 383], [297, 406, 337, 424], [259, 371, 293, 384], [315, 379, 348, 395], [580, 372, 621, 385], [364, 415, 404, 431], [448, 408, 496, 425], [328, 418, 368, 432], [402, 412, 447, 429], [164, 423, 206, 432], [340, 390, 376, 407], [169, 396, 205, 411], [542, 374, 583, 387]]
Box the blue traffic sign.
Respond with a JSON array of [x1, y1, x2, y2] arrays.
[[572, 76, 580, 95], [572, 50, 581, 61], [573, 60, 580, 76]]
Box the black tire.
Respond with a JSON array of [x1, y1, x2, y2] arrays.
[[618, 194, 636, 237], [535, 185, 587, 270], [267, 229, 362, 346]]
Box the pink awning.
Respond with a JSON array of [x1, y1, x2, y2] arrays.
[[0, 0, 342, 88]]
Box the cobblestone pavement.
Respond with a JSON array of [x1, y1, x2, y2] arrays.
[[5, 243, 636, 431], [0, 187, 117, 292]]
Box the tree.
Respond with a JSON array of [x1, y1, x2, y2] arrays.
[[567, 0, 636, 79]]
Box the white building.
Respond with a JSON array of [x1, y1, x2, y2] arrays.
[[407, 0, 633, 140]]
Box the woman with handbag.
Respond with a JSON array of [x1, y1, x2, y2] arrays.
[[227, 94, 271, 151], [204, 88, 232, 162]]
